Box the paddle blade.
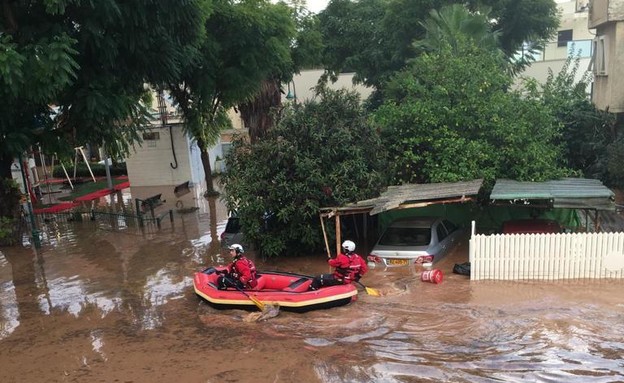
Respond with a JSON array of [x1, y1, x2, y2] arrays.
[[248, 295, 265, 311], [365, 287, 381, 296]]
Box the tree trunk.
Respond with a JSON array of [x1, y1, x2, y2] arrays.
[[0, 173, 24, 247], [197, 138, 216, 195], [239, 78, 282, 144], [0, 154, 13, 180]]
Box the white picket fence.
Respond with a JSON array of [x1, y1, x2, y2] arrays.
[[469, 222, 624, 280]]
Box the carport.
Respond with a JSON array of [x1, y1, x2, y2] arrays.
[[489, 178, 616, 231], [472, 178, 623, 280], [319, 179, 484, 257]]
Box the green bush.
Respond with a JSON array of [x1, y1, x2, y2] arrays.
[[222, 88, 387, 258]]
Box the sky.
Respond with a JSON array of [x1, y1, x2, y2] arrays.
[[306, 0, 329, 14]]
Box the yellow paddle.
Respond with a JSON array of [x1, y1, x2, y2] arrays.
[[355, 281, 381, 296], [223, 275, 266, 311]]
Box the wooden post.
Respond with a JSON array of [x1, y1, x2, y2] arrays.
[[320, 214, 332, 258], [335, 213, 341, 256]]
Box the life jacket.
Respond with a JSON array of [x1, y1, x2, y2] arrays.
[[335, 253, 363, 283], [231, 256, 257, 287]]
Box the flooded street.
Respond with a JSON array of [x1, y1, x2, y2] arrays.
[[2, 204, 624, 382]]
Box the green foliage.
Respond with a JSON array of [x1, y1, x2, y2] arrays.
[[607, 138, 624, 188], [0, 0, 210, 174], [521, 54, 617, 184], [319, 0, 559, 90], [414, 4, 501, 55], [374, 42, 570, 184], [221, 89, 387, 258], [169, 0, 296, 191]]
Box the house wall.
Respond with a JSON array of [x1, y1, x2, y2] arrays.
[[591, 19, 624, 112], [282, 69, 373, 103], [517, 57, 592, 89], [541, 1, 594, 61], [126, 124, 216, 187], [515, 1, 593, 91], [588, 0, 624, 28]]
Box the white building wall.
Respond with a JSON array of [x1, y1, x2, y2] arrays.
[[126, 125, 196, 187], [515, 1, 593, 90], [283, 69, 373, 103]]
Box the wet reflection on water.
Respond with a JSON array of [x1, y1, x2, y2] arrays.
[[1, 199, 624, 382]]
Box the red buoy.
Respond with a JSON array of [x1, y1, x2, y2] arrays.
[[421, 269, 443, 284]]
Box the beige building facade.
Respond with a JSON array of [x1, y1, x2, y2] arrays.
[[589, 0, 624, 114]]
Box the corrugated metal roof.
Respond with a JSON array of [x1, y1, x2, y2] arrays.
[[490, 178, 615, 210], [349, 179, 484, 215]]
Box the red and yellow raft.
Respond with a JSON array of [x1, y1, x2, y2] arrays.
[[193, 267, 358, 312]]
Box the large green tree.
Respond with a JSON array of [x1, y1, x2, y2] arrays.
[[169, 0, 295, 194], [318, 0, 558, 91], [373, 41, 570, 184], [222, 89, 386, 258], [0, 0, 209, 234], [0, 1, 210, 177], [238, 0, 323, 144]]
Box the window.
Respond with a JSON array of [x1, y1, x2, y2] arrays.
[[567, 40, 592, 58], [592, 35, 608, 76], [557, 29, 573, 47], [142, 131, 160, 148], [443, 220, 458, 234], [436, 224, 448, 242], [142, 132, 160, 140]]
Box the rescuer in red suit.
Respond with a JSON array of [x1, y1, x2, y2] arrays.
[[309, 240, 368, 290], [217, 244, 258, 290]]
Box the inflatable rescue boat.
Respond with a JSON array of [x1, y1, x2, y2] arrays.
[[193, 267, 358, 312]]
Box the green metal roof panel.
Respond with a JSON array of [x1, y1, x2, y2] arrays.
[[491, 178, 615, 210]]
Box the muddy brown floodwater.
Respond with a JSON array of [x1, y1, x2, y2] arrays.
[[2, 206, 624, 383]]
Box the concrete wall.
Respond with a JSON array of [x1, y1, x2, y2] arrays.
[[592, 21, 624, 112], [589, 0, 624, 28], [589, 0, 624, 113], [125, 124, 222, 187], [542, 1, 594, 61], [515, 1, 593, 91], [282, 69, 373, 104]]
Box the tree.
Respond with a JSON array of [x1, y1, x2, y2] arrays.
[[0, 1, 210, 173], [0, 1, 209, 235], [238, 0, 323, 144], [169, 0, 296, 194], [222, 89, 387, 258], [318, 0, 559, 91], [414, 4, 501, 56], [522, 54, 617, 184], [373, 41, 570, 184]]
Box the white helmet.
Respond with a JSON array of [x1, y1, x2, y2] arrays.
[[228, 244, 244, 254], [342, 240, 356, 253]]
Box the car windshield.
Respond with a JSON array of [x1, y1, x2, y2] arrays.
[[224, 217, 241, 233], [378, 227, 431, 246]]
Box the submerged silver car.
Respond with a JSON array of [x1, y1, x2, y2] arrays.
[[367, 216, 462, 267]]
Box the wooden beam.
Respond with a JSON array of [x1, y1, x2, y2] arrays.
[[335, 214, 341, 256]]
